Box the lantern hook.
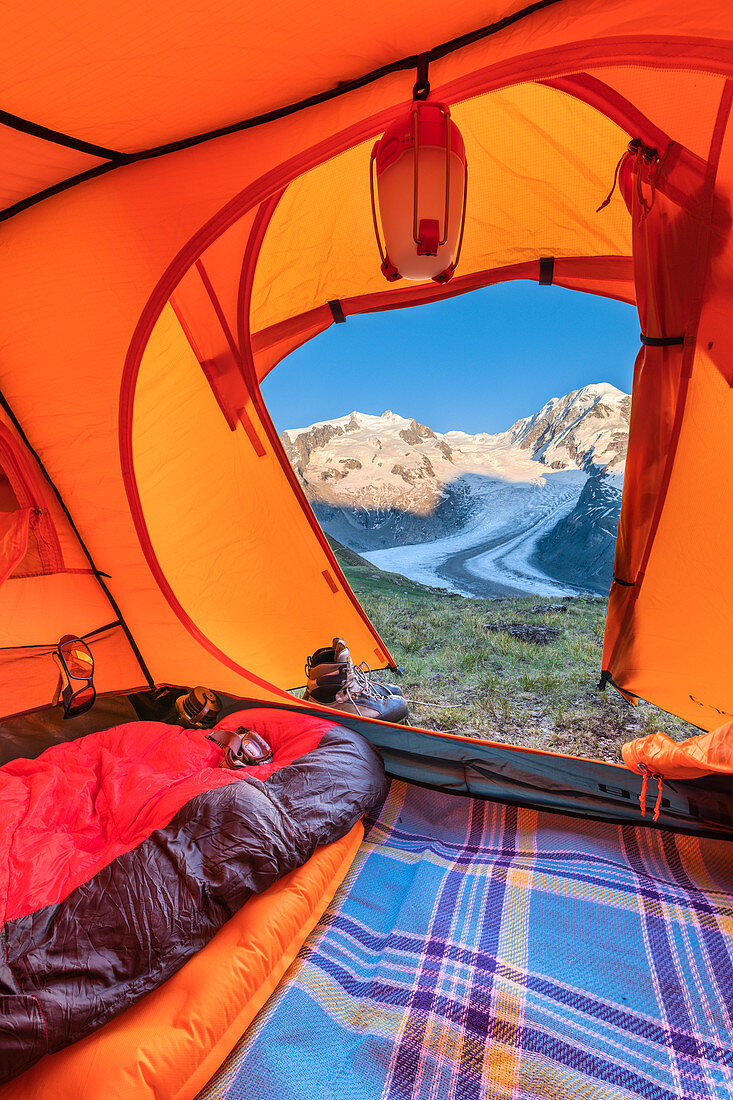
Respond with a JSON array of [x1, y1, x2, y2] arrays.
[[412, 54, 431, 101]]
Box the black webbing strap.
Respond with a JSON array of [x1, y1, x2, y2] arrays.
[[413, 54, 431, 100], [538, 257, 554, 285], [2, 0, 570, 225], [640, 333, 685, 346], [206, 727, 242, 754], [328, 299, 346, 324], [613, 576, 636, 587]]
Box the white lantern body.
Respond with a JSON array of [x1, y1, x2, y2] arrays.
[[371, 101, 467, 283]]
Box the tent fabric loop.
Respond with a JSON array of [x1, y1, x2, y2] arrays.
[[412, 53, 431, 100], [538, 256, 554, 284], [327, 300, 347, 323], [639, 333, 685, 345]]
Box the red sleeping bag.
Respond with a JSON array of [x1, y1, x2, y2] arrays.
[[0, 707, 388, 1084]]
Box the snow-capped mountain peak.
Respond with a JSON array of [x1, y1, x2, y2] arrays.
[[282, 384, 630, 509], [280, 385, 631, 597], [500, 384, 630, 471]]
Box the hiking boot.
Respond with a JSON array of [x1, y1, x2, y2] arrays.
[[304, 638, 408, 722], [308, 639, 404, 698]]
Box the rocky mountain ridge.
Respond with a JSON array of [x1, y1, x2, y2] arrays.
[[283, 383, 628, 504], [281, 384, 631, 595]]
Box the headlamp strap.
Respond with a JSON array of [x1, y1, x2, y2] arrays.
[[206, 727, 242, 754]]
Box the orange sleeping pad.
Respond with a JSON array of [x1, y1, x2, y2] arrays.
[[0, 821, 363, 1100]]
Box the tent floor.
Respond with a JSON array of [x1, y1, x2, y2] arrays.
[[198, 780, 733, 1100]]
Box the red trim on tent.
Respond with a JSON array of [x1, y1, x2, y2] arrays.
[[540, 74, 674, 153], [235, 197, 398, 659]]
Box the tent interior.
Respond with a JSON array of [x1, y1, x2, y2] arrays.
[[2, 2, 733, 1097]]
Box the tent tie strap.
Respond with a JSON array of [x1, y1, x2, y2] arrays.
[[640, 333, 685, 346], [538, 256, 554, 285], [328, 299, 346, 323], [638, 762, 664, 822], [413, 53, 430, 100], [596, 149, 627, 212]]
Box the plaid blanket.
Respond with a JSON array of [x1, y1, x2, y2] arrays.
[[199, 781, 733, 1100]]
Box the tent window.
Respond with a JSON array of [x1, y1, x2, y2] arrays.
[[0, 424, 63, 580]]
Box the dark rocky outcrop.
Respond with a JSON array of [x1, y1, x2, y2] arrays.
[[532, 474, 622, 595]]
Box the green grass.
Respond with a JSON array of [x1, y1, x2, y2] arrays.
[[328, 536, 698, 762]]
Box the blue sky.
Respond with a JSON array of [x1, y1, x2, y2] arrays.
[[261, 281, 640, 435]]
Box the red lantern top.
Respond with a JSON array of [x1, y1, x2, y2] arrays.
[[374, 101, 466, 176]]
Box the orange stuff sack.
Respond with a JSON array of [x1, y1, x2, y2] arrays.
[[623, 721, 733, 779]]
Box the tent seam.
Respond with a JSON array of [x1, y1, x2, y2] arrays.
[[0, 107, 124, 160], [4, 30, 733, 223]]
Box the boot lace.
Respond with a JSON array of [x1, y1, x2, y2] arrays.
[[353, 660, 391, 699], [354, 661, 465, 710], [335, 660, 385, 717]]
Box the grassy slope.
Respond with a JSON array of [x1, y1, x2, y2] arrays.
[[328, 536, 697, 762]]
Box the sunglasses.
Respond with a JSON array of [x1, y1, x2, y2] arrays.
[[54, 635, 96, 719]]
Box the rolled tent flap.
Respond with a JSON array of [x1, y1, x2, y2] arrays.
[[602, 118, 733, 723], [623, 721, 733, 779], [611, 145, 706, 587], [0, 510, 30, 586]]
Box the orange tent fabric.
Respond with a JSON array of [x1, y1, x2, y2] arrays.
[[2, 3, 733, 727]]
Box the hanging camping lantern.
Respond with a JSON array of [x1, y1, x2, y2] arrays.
[[370, 99, 467, 284]]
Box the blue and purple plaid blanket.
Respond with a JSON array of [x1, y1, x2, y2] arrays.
[[199, 780, 733, 1099]]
